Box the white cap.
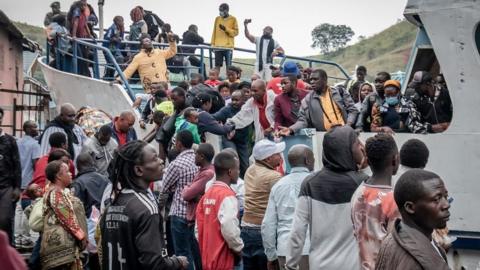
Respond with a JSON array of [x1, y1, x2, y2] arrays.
[[252, 139, 286, 161]]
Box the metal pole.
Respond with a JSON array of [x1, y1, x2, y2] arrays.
[[73, 40, 78, 74], [209, 48, 213, 70], [46, 41, 50, 64], [93, 47, 100, 79], [200, 48, 204, 76], [98, 0, 105, 39], [55, 36, 61, 70], [13, 98, 17, 137]]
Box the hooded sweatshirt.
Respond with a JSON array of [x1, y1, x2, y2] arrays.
[[286, 125, 368, 270]]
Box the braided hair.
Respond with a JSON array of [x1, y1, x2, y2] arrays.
[[107, 140, 148, 203], [191, 93, 212, 109]]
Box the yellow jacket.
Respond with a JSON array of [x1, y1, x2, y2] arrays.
[[211, 15, 239, 48], [123, 41, 177, 83]]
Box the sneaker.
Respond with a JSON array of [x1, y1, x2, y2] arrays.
[[21, 237, 35, 249], [14, 235, 24, 249]]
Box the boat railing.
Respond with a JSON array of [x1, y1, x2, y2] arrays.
[[46, 35, 350, 101]]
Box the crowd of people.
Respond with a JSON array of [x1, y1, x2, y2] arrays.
[[0, 1, 457, 270], [0, 101, 453, 270], [44, 1, 452, 138]]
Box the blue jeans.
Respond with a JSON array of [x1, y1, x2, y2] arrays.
[[29, 234, 42, 270], [170, 216, 202, 270], [241, 227, 267, 270], [214, 49, 232, 68]]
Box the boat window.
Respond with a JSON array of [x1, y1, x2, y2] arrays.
[[476, 23, 480, 56]]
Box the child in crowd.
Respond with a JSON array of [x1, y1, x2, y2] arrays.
[[23, 184, 44, 219], [225, 66, 242, 84], [175, 107, 201, 144], [154, 89, 174, 116], [218, 82, 232, 105], [205, 69, 221, 87]]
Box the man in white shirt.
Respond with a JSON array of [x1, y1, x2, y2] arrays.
[[262, 145, 314, 270], [244, 20, 284, 81], [15, 120, 41, 248]]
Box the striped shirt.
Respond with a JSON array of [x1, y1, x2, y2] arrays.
[[39, 125, 87, 160], [161, 149, 198, 219]]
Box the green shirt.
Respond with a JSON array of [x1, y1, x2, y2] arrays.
[[175, 116, 201, 144]]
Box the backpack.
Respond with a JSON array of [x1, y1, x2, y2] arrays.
[[186, 84, 225, 114], [144, 10, 164, 39], [166, 55, 185, 74]]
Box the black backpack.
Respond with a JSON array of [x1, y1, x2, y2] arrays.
[[166, 55, 185, 74], [144, 10, 164, 39], [186, 84, 225, 114]]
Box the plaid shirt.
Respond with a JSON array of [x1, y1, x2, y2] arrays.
[[161, 149, 198, 219]]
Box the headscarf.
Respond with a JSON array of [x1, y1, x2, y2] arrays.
[[358, 82, 376, 103], [130, 7, 143, 22]]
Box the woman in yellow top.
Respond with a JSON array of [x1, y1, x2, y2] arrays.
[[119, 33, 177, 85]]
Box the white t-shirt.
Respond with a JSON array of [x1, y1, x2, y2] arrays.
[[254, 36, 281, 67]]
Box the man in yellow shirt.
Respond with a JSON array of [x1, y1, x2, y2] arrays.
[[211, 3, 238, 70], [118, 33, 177, 86]]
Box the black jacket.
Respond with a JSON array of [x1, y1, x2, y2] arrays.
[[143, 10, 164, 39], [407, 87, 453, 126], [197, 110, 234, 137], [182, 30, 204, 54], [100, 189, 183, 270], [0, 133, 21, 189], [213, 104, 250, 144], [187, 83, 225, 113], [302, 125, 367, 207], [72, 167, 108, 217]]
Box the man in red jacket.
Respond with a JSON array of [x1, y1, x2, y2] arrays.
[[196, 150, 244, 270]]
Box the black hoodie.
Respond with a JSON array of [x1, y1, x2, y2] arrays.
[[286, 125, 368, 269]]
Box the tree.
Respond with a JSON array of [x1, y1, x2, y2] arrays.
[[311, 23, 355, 54]]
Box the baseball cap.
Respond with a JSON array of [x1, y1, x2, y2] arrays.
[[281, 61, 300, 77], [252, 139, 285, 160]]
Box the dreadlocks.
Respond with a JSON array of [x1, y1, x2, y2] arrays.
[[108, 140, 148, 202]]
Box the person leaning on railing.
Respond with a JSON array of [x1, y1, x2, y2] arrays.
[[116, 32, 177, 87]]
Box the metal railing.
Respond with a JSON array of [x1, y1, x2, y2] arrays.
[[46, 35, 351, 101], [46, 35, 136, 101]]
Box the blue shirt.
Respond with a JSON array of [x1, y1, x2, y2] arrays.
[[103, 23, 124, 52], [17, 135, 41, 189], [261, 167, 312, 260]]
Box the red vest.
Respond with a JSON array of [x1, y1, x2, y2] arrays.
[[196, 181, 237, 270]]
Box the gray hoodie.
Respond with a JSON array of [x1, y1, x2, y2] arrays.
[[80, 137, 118, 175], [286, 126, 368, 270]]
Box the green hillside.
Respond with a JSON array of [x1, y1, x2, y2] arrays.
[[12, 19, 417, 82], [13, 21, 46, 49], [233, 20, 417, 82], [313, 20, 417, 80]]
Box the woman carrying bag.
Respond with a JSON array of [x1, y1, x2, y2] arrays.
[[40, 160, 87, 270]]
